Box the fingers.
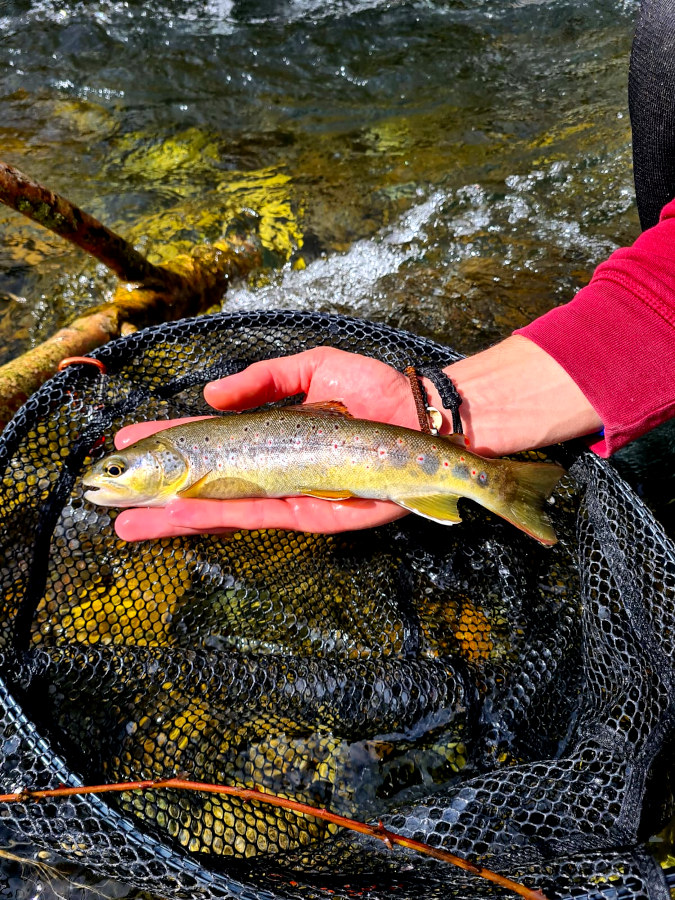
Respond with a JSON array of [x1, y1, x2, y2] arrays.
[[204, 351, 318, 410], [114, 506, 210, 541], [170, 497, 407, 532], [114, 497, 408, 541], [115, 416, 215, 449]]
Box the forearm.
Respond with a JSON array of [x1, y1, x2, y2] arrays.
[[516, 197, 675, 456], [421, 336, 602, 457], [426, 196, 675, 459]]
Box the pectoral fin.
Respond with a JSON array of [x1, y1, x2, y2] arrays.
[[396, 493, 463, 524], [178, 472, 265, 499], [299, 488, 356, 500]]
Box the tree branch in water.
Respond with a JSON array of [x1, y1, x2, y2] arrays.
[[0, 160, 184, 289], [0, 160, 264, 428]]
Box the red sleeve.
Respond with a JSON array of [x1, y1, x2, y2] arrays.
[[515, 196, 675, 456]]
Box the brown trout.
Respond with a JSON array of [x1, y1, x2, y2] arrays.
[[82, 402, 565, 544]]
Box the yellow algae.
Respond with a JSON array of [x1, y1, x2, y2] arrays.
[[216, 165, 304, 260], [528, 120, 594, 151], [111, 127, 224, 191], [52, 97, 117, 141]]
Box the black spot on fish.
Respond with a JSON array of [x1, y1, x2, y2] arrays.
[[420, 455, 440, 476]]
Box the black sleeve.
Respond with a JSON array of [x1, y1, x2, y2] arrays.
[[629, 0, 675, 230]]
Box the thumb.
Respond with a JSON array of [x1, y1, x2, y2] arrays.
[[204, 352, 317, 410]]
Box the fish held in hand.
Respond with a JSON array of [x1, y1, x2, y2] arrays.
[[82, 402, 565, 544]]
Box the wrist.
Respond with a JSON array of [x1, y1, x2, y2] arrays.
[[424, 336, 602, 457], [419, 376, 457, 436]]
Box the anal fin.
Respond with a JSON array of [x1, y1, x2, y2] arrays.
[[299, 488, 356, 500], [396, 493, 462, 524]]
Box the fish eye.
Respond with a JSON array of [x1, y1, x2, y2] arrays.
[[104, 460, 126, 478]]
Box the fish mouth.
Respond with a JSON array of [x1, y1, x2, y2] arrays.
[[84, 486, 119, 506], [83, 483, 137, 507], [83, 480, 161, 508]]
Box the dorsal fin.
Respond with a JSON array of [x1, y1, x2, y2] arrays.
[[286, 400, 354, 418]]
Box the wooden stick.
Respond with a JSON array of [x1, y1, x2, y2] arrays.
[[0, 160, 183, 290], [0, 159, 264, 429], [0, 229, 262, 429], [0, 777, 549, 900]]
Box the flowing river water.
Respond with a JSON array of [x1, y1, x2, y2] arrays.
[[1, 0, 674, 896]]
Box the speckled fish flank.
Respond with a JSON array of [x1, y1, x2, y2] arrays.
[[82, 403, 565, 544]]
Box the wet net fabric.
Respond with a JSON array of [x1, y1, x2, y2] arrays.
[[0, 310, 673, 900]]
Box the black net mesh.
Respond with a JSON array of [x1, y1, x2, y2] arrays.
[[0, 310, 673, 900]]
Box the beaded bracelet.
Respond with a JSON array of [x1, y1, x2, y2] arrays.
[[404, 365, 463, 436]]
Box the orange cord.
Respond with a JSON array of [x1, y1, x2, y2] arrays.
[[57, 356, 107, 374]]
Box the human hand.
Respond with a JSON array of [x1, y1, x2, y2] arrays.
[[113, 347, 425, 541], [443, 335, 603, 456]]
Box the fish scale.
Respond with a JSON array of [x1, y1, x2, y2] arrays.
[[82, 403, 565, 544]]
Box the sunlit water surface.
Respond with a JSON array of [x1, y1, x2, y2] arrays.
[[1, 0, 674, 895]]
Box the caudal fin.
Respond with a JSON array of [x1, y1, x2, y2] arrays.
[[491, 460, 565, 545]]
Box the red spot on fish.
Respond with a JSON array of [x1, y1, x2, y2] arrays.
[[417, 455, 424, 462], [333, 443, 339, 449], [460, 456, 465, 462], [443, 461, 449, 467], [318, 429, 323, 435], [471, 469, 477, 475], [396, 438, 404, 445]]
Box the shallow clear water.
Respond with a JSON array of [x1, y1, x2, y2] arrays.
[[1, 0, 640, 357], [2, 0, 674, 895]]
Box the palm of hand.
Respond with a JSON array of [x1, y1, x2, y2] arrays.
[[288, 350, 417, 428], [113, 347, 417, 541]]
